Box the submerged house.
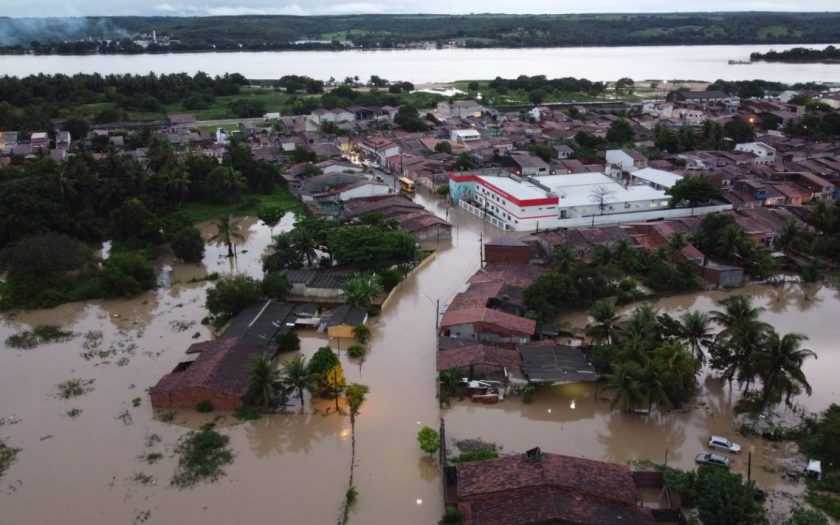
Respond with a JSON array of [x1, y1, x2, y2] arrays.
[[440, 307, 536, 345], [325, 304, 369, 338], [444, 449, 657, 525], [149, 301, 295, 411]]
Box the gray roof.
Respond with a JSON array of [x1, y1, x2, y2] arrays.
[[326, 304, 368, 327], [520, 342, 598, 384], [282, 269, 348, 290], [223, 300, 296, 344]]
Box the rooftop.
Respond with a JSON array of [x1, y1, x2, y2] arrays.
[[631, 167, 683, 189], [436, 344, 521, 373], [440, 307, 536, 337], [519, 341, 598, 384]]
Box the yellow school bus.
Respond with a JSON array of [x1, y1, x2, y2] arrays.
[[398, 177, 416, 193]]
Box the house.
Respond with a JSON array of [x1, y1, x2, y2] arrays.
[[449, 280, 528, 318], [359, 136, 400, 165], [553, 144, 574, 160], [436, 344, 522, 382], [444, 450, 656, 525], [734, 142, 776, 165], [509, 151, 550, 177], [483, 238, 532, 265], [667, 90, 730, 104], [451, 129, 482, 145], [699, 260, 744, 288], [30, 132, 48, 149], [307, 108, 355, 125], [149, 301, 296, 410], [282, 269, 348, 300], [519, 341, 598, 384], [437, 100, 486, 118], [629, 168, 683, 191], [606, 149, 648, 173], [55, 131, 71, 149], [440, 307, 536, 345], [325, 304, 369, 338], [167, 114, 197, 129]]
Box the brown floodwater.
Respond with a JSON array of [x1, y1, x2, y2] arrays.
[[0, 197, 837, 524]]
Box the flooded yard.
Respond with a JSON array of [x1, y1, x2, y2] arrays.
[[1, 193, 838, 523]]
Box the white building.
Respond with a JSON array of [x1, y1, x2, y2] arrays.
[[358, 137, 400, 165], [308, 108, 354, 125], [605, 149, 648, 173], [629, 167, 683, 191], [734, 142, 776, 165], [449, 170, 730, 231], [450, 129, 482, 144]]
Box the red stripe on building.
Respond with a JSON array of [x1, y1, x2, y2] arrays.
[[449, 172, 559, 207]]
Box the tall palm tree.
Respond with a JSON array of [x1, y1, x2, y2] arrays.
[[810, 200, 836, 235], [210, 214, 244, 258], [777, 219, 807, 257], [654, 340, 699, 400], [710, 295, 770, 391], [605, 362, 646, 412], [245, 353, 280, 408], [290, 228, 319, 267], [640, 360, 672, 411], [165, 166, 191, 208], [585, 297, 621, 345], [755, 331, 816, 406], [280, 355, 318, 412], [717, 224, 745, 261], [679, 311, 713, 364], [613, 238, 639, 274], [550, 244, 578, 274], [620, 304, 659, 343], [668, 232, 688, 254]]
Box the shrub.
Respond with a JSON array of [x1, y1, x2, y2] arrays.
[[378, 268, 403, 291], [785, 507, 829, 525], [347, 344, 367, 358], [449, 449, 500, 463], [6, 324, 73, 349], [439, 506, 464, 524], [521, 384, 535, 404], [56, 378, 95, 399], [205, 275, 262, 319], [417, 426, 440, 455], [0, 439, 20, 480], [352, 325, 371, 344], [171, 424, 233, 488], [171, 227, 205, 263], [195, 400, 214, 413], [275, 331, 301, 352], [261, 272, 292, 301], [100, 252, 157, 297]]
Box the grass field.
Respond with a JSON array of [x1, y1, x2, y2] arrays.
[[179, 186, 304, 224]]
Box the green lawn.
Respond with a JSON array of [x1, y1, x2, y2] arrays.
[[179, 187, 305, 224]]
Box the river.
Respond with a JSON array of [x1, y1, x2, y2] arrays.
[[2, 43, 840, 83], [0, 196, 837, 524]]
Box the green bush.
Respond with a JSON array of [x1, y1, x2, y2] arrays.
[[417, 426, 440, 455], [449, 450, 499, 463], [205, 275, 261, 318], [261, 272, 292, 301], [347, 344, 367, 358], [275, 331, 301, 352], [806, 492, 840, 520], [195, 400, 214, 413], [521, 384, 535, 404], [100, 252, 157, 297], [171, 424, 233, 488], [171, 226, 205, 263], [785, 507, 829, 525], [378, 268, 403, 291]]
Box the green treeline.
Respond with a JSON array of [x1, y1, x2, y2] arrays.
[[3, 13, 840, 54], [751, 45, 840, 63]]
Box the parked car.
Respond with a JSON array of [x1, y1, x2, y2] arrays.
[[695, 453, 731, 469], [708, 435, 742, 454]]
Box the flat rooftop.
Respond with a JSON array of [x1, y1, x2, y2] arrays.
[[632, 168, 683, 189], [537, 172, 669, 209]]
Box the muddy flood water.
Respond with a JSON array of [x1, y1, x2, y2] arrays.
[[1, 191, 838, 524]]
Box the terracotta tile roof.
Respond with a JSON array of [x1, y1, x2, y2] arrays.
[[436, 344, 521, 373], [455, 453, 654, 525], [440, 307, 535, 337], [151, 338, 270, 397], [468, 263, 546, 288]]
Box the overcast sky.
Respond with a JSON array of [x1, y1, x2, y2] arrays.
[[4, 1, 840, 17]]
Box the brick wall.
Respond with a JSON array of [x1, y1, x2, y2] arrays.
[[150, 387, 243, 411], [484, 244, 531, 265]]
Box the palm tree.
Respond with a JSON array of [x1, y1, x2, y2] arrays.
[[585, 297, 621, 345], [210, 214, 244, 258], [679, 311, 713, 364], [654, 340, 699, 400], [710, 295, 770, 391], [290, 228, 319, 267], [640, 360, 672, 411], [717, 224, 745, 261], [668, 232, 688, 254], [245, 353, 280, 408], [605, 362, 646, 411], [612, 238, 639, 274], [550, 244, 579, 273], [620, 304, 658, 343], [280, 354, 317, 412], [165, 166, 191, 208], [342, 274, 384, 309], [777, 219, 807, 257], [755, 331, 816, 406], [810, 200, 836, 235]]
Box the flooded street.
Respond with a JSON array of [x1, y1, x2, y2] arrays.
[[1, 193, 838, 523]]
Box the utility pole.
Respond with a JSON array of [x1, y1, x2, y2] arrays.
[[436, 299, 440, 330]]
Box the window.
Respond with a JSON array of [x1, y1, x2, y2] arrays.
[[650, 202, 658, 208]]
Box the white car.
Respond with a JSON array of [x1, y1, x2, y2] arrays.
[[708, 436, 742, 454]]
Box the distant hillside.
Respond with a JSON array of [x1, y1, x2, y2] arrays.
[[2, 13, 840, 53]]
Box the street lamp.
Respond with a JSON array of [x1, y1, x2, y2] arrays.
[[420, 293, 441, 330]]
